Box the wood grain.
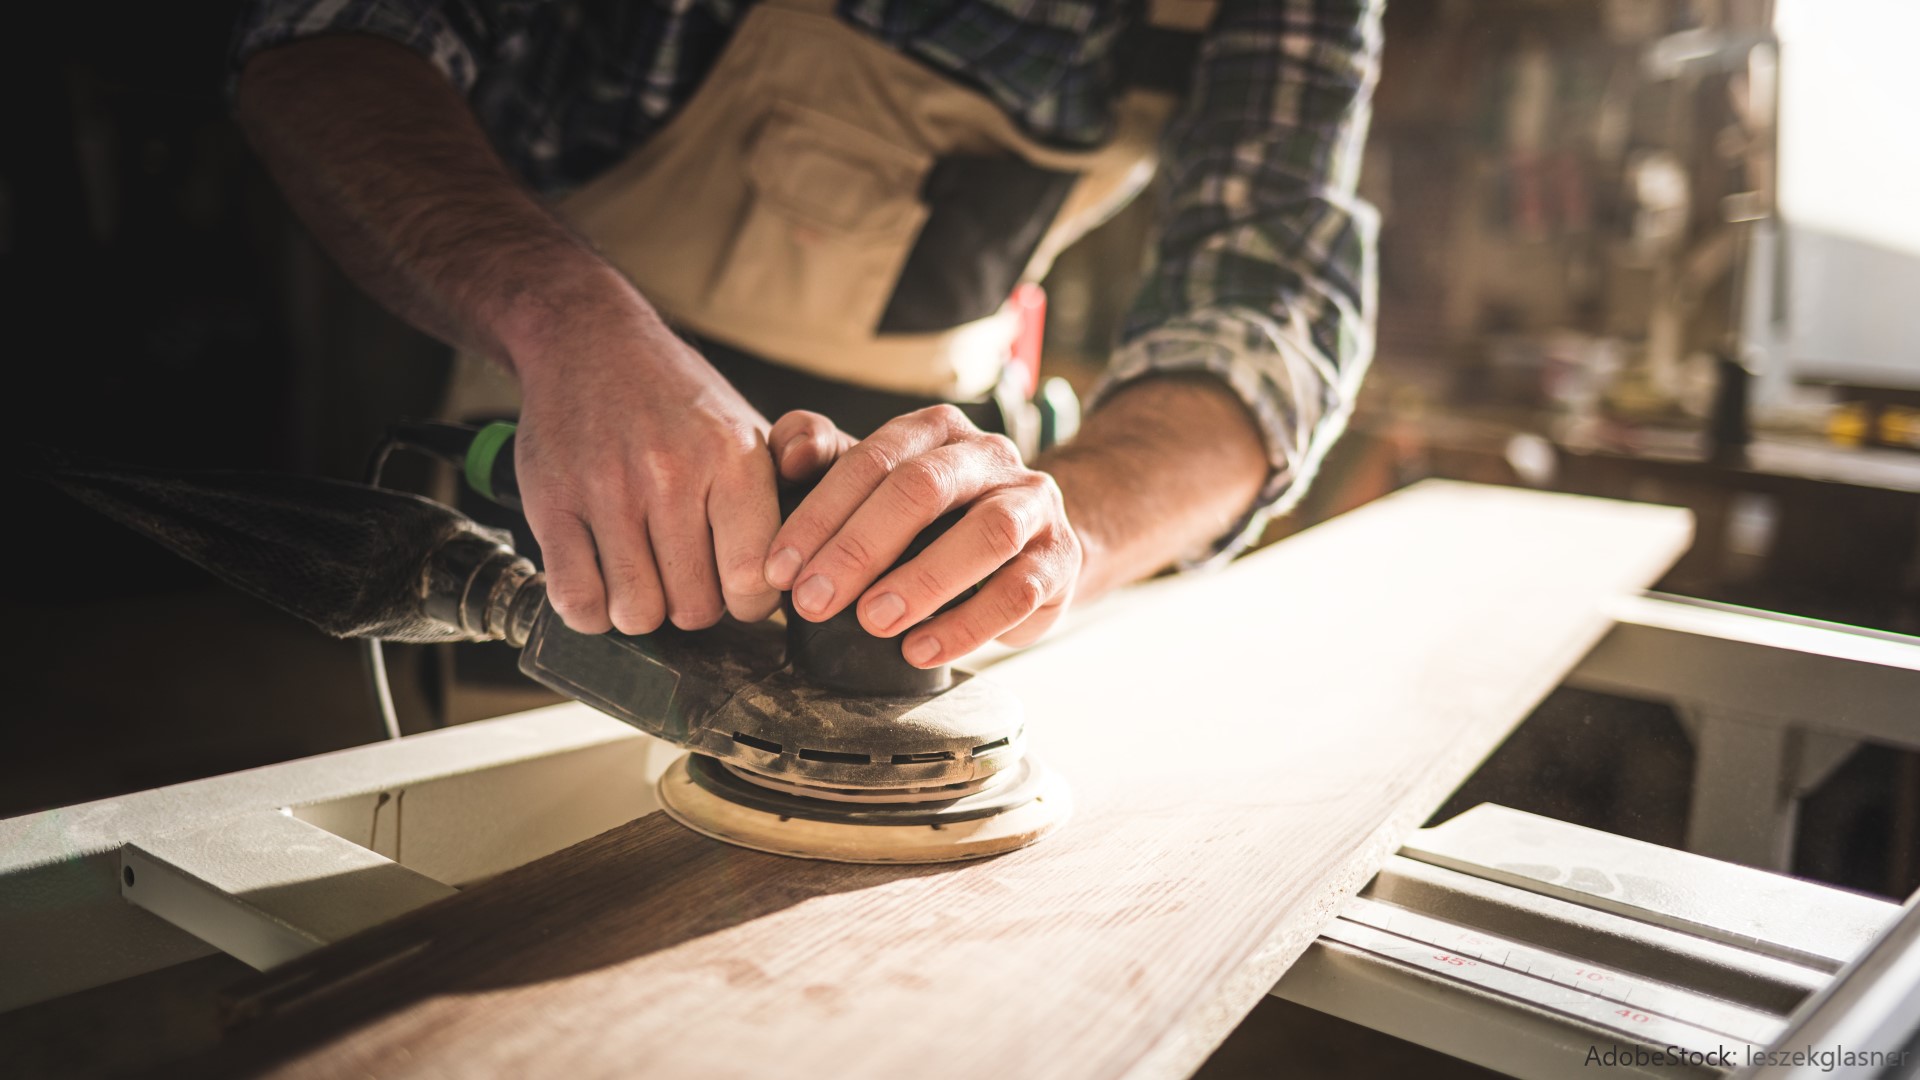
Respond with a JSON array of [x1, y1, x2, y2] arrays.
[[183, 481, 1692, 1080]]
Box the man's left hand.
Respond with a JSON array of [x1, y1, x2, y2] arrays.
[[762, 405, 1083, 668]]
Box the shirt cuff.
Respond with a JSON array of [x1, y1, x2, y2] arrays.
[[230, 0, 483, 94], [1090, 306, 1348, 568]]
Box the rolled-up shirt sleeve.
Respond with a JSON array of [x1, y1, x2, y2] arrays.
[[231, 0, 490, 93], [1095, 0, 1383, 565]]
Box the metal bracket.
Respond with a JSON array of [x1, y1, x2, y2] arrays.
[[1569, 593, 1920, 870], [0, 704, 668, 1012], [119, 812, 456, 971]]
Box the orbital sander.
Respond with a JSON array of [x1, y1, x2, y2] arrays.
[[35, 422, 1068, 864], [522, 572, 1067, 863]]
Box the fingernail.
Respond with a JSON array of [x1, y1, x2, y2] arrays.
[[765, 547, 802, 589], [865, 592, 906, 632], [779, 441, 803, 470], [902, 634, 940, 667], [794, 574, 834, 615]]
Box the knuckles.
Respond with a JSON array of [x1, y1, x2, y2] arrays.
[[825, 530, 877, 572], [720, 546, 768, 581], [846, 442, 901, 487], [891, 456, 953, 515], [545, 580, 607, 622], [608, 605, 666, 636], [974, 431, 1021, 466], [998, 573, 1050, 618], [902, 562, 949, 607], [720, 552, 776, 601], [1031, 468, 1067, 508], [774, 410, 831, 439], [973, 500, 1029, 560], [920, 403, 970, 431], [793, 417, 838, 452], [630, 448, 689, 498], [525, 476, 591, 518]]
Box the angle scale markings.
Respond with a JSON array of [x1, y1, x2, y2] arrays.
[[1328, 898, 1788, 1050], [1320, 920, 1738, 1054]]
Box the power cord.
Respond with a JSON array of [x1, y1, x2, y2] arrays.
[[360, 422, 484, 741]]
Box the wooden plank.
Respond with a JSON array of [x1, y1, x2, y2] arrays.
[[187, 481, 1693, 1080]]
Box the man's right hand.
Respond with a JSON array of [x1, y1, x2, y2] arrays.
[[508, 302, 792, 636]]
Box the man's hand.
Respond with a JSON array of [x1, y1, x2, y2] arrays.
[[763, 406, 1083, 668], [763, 376, 1270, 668], [510, 305, 792, 635]]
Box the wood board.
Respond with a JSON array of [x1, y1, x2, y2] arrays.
[[183, 481, 1693, 1079]]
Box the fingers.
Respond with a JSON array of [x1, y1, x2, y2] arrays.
[[530, 431, 769, 635], [709, 451, 782, 623], [511, 336, 786, 638], [766, 407, 973, 594], [769, 406, 1018, 619], [791, 442, 1015, 622], [649, 501, 725, 630], [528, 390, 1079, 666], [591, 502, 667, 636], [762, 410, 859, 593], [898, 541, 1077, 667], [852, 486, 1042, 637], [996, 599, 1068, 649], [529, 509, 613, 635], [537, 483, 741, 634], [768, 410, 856, 483]]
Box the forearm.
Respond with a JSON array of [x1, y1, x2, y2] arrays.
[[1037, 375, 1267, 603], [1077, 0, 1383, 580], [234, 34, 643, 368]]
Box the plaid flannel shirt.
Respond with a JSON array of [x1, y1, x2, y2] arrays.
[[234, 0, 1381, 562]]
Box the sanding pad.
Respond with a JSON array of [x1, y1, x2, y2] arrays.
[[658, 753, 1071, 864]]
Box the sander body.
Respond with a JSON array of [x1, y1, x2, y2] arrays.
[[35, 422, 1069, 863], [521, 601, 1066, 862]]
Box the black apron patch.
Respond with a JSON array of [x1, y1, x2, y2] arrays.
[[876, 155, 1078, 334]]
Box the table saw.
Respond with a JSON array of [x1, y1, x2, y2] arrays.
[[3, 480, 1917, 1079]]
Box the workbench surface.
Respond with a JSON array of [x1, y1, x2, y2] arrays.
[[186, 481, 1693, 1080]]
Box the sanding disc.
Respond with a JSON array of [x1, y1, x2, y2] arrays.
[[657, 753, 1071, 864]]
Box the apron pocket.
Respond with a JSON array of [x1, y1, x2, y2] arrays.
[[707, 103, 931, 340], [876, 154, 1078, 334]]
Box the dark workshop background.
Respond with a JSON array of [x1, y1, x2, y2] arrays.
[[3, 0, 1915, 914]]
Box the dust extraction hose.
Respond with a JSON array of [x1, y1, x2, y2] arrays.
[[29, 449, 543, 646]]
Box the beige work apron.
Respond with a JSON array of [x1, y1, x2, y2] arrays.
[[445, 0, 1198, 421]]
